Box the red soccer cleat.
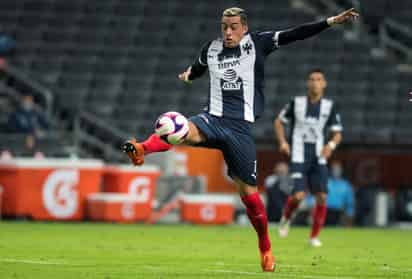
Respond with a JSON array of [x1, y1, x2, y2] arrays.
[[122, 138, 145, 166], [260, 249, 276, 272]]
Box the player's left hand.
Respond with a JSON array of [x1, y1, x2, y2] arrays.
[[321, 145, 333, 159], [178, 66, 192, 84], [327, 8, 359, 25]]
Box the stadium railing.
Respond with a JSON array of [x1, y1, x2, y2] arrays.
[[74, 111, 131, 162], [300, 0, 362, 41], [381, 19, 412, 62], [1, 62, 53, 117]]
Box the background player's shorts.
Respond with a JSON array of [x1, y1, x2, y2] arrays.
[[290, 144, 328, 194], [189, 113, 257, 186]]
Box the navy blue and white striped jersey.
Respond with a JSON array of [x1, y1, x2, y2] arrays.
[[196, 31, 280, 122], [278, 96, 343, 164], [188, 20, 331, 123]]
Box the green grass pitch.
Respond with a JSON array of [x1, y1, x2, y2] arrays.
[[0, 221, 411, 278]]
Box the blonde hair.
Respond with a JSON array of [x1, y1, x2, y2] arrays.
[[222, 7, 248, 25]]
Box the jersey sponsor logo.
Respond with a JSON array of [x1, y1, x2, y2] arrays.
[[221, 69, 243, 91], [218, 60, 240, 70], [222, 81, 242, 90], [223, 69, 237, 81], [302, 117, 322, 142], [42, 169, 79, 218]]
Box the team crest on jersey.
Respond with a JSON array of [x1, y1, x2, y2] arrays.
[[242, 41, 253, 54]]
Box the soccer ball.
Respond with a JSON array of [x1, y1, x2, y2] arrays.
[[155, 111, 189, 145]]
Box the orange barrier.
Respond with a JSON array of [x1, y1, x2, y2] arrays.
[[87, 193, 151, 223], [0, 158, 103, 220], [180, 194, 235, 224], [173, 147, 237, 193], [103, 165, 160, 222]]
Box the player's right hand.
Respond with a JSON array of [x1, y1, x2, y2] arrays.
[[178, 66, 192, 84], [279, 141, 290, 156]]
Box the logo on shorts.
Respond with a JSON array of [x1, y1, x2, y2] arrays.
[[251, 160, 257, 180], [291, 172, 303, 179], [200, 114, 210, 124]]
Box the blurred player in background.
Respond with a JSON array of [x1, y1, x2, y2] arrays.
[[123, 7, 358, 271], [274, 69, 343, 247]]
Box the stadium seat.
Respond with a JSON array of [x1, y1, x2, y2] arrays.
[[0, 0, 406, 146]]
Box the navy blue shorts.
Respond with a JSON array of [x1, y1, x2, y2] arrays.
[[290, 145, 328, 194], [189, 113, 257, 186]]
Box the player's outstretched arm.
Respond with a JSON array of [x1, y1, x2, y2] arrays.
[[277, 8, 359, 46], [327, 8, 360, 26]]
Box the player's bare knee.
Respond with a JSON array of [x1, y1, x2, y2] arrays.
[[293, 191, 305, 202], [183, 121, 206, 145], [315, 192, 327, 204], [233, 177, 257, 197]]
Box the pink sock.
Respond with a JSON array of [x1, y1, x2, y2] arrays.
[[142, 134, 172, 155], [311, 203, 327, 238], [282, 196, 299, 220], [241, 192, 271, 253]]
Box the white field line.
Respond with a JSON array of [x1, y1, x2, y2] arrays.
[[0, 258, 88, 266], [203, 269, 261, 276], [204, 269, 358, 279], [215, 262, 412, 273], [3, 258, 410, 277]]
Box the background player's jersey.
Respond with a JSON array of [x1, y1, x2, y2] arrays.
[[278, 96, 343, 164], [197, 31, 281, 122]]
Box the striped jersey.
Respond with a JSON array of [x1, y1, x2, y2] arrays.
[[278, 96, 343, 164], [197, 31, 281, 122]]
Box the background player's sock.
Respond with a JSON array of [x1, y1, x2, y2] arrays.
[[241, 192, 271, 253], [142, 134, 172, 155], [310, 203, 327, 239], [282, 196, 300, 220]]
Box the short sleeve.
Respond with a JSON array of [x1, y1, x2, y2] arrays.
[[327, 103, 343, 132], [278, 100, 294, 124], [264, 175, 278, 189], [254, 31, 282, 55]]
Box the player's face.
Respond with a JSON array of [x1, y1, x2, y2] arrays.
[[307, 72, 327, 98], [221, 16, 248, 48]]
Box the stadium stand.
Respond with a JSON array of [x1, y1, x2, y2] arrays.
[[0, 0, 410, 158]]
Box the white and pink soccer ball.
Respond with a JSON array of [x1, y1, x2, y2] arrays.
[[155, 111, 189, 145]]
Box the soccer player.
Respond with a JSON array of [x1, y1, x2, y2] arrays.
[[274, 69, 343, 247], [123, 7, 358, 271]]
